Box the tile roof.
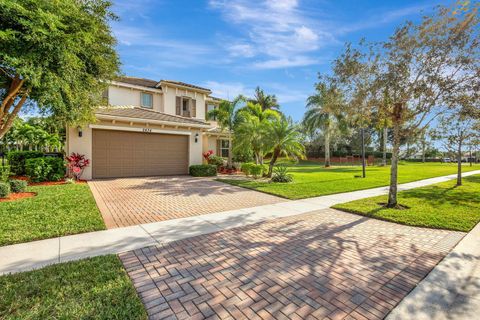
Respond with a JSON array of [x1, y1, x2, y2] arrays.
[[115, 77, 159, 88], [160, 80, 211, 92], [96, 106, 209, 126]]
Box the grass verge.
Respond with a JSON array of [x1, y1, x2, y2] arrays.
[[333, 175, 480, 232], [0, 183, 105, 246], [219, 161, 479, 200], [0, 255, 147, 319]]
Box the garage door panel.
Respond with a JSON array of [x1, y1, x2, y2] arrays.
[[92, 129, 189, 179]]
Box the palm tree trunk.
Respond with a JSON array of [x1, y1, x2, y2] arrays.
[[457, 137, 463, 186], [324, 127, 330, 167], [227, 132, 233, 168], [267, 149, 280, 177]]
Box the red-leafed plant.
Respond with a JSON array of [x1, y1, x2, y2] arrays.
[[203, 150, 214, 161], [66, 153, 90, 180]]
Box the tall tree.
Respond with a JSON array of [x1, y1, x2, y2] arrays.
[[265, 117, 306, 177], [336, 2, 479, 207], [0, 0, 120, 139], [208, 96, 245, 168], [303, 79, 345, 167], [251, 87, 279, 111], [437, 112, 479, 186]]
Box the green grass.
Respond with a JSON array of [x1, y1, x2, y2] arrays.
[[219, 161, 479, 199], [0, 183, 105, 246], [333, 175, 480, 232], [0, 255, 147, 319]]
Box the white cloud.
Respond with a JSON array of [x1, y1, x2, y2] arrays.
[[252, 56, 318, 69], [209, 0, 332, 69], [202, 81, 254, 100]]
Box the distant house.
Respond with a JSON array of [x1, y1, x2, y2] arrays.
[[66, 77, 227, 179]]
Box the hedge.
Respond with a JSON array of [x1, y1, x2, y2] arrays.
[[9, 179, 28, 193], [189, 164, 217, 177], [7, 151, 44, 175], [25, 157, 66, 182], [0, 182, 10, 198], [0, 165, 10, 182]]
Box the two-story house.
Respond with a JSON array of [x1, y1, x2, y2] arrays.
[[66, 76, 227, 179]]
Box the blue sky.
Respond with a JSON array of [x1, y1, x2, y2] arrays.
[[111, 0, 451, 121]]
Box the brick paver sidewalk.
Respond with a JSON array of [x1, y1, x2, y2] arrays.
[[120, 209, 464, 320], [89, 176, 284, 228]]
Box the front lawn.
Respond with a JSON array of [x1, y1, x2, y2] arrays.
[[0, 255, 147, 319], [333, 175, 480, 232], [219, 161, 479, 199], [0, 183, 105, 246]]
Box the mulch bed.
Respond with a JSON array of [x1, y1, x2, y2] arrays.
[[10, 176, 87, 186], [0, 192, 37, 202]]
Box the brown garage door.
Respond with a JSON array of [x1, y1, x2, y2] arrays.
[[92, 129, 189, 178]]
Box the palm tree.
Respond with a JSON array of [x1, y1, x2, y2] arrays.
[[251, 87, 279, 111], [234, 102, 280, 164], [208, 95, 245, 168], [265, 117, 305, 177], [303, 81, 344, 167]]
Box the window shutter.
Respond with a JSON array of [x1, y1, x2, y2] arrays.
[[191, 99, 196, 118], [176, 97, 181, 115], [205, 102, 208, 120], [216, 139, 221, 156]]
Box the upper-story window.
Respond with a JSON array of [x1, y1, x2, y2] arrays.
[[141, 92, 153, 109], [176, 96, 196, 117], [207, 104, 217, 120]]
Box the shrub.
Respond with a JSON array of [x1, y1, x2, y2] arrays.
[[241, 162, 254, 176], [0, 165, 10, 182], [6, 151, 44, 175], [66, 153, 90, 180], [0, 182, 10, 198], [250, 164, 265, 179], [189, 164, 217, 177], [25, 157, 66, 182], [9, 179, 28, 193], [207, 155, 224, 168], [271, 164, 293, 183]]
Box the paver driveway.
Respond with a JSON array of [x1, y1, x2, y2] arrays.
[[89, 176, 284, 228], [120, 208, 464, 320]]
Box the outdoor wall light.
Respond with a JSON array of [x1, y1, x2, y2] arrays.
[[195, 133, 199, 143], [77, 126, 83, 138]]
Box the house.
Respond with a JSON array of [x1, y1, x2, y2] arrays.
[[66, 76, 228, 179]]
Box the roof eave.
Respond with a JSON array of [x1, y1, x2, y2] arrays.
[[95, 113, 212, 129], [159, 81, 212, 94]]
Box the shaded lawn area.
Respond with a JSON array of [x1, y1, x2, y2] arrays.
[[333, 175, 480, 232], [0, 255, 147, 320], [219, 161, 479, 199], [0, 183, 105, 246]]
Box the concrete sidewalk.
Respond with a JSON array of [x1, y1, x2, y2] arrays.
[[0, 170, 479, 276], [387, 216, 480, 320]]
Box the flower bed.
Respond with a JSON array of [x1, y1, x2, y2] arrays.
[[0, 192, 37, 202]]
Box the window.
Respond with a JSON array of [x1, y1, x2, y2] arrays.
[[207, 104, 217, 120], [141, 92, 153, 108], [220, 140, 229, 158], [182, 98, 190, 117]]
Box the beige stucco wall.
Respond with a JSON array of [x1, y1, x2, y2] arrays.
[[161, 85, 206, 120], [67, 120, 204, 180], [203, 135, 218, 154], [108, 86, 163, 112], [67, 125, 93, 180]]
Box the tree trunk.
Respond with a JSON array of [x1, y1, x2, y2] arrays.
[[422, 139, 426, 163], [387, 103, 403, 208], [227, 132, 233, 168], [267, 148, 280, 177], [361, 128, 366, 178], [324, 128, 330, 167], [457, 138, 462, 186], [382, 127, 387, 166]]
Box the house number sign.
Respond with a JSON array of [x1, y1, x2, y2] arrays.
[[142, 128, 152, 133]]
